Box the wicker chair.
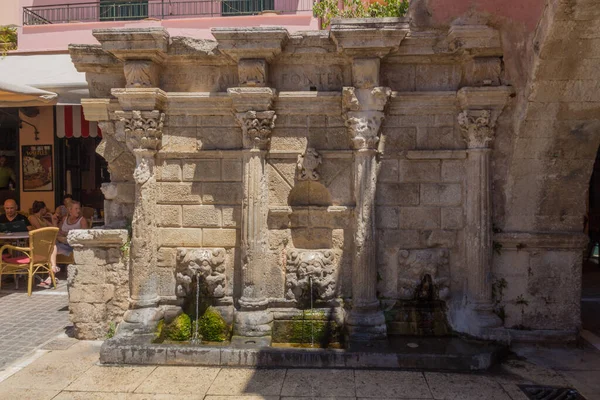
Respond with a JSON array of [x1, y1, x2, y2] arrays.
[[82, 207, 94, 227], [0, 227, 59, 296]]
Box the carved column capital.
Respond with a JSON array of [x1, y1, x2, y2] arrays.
[[116, 110, 165, 152], [457, 109, 494, 149], [342, 86, 391, 150], [236, 110, 277, 150]]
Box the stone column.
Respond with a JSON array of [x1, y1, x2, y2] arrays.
[[458, 109, 503, 331], [115, 109, 165, 333], [229, 87, 277, 338], [343, 83, 391, 341]]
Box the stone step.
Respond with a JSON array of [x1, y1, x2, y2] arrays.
[[100, 335, 506, 371]]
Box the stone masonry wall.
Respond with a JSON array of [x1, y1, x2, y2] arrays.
[[67, 230, 129, 340], [69, 16, 594, 340]]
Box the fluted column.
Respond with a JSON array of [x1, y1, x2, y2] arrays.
[[117, 109, 165, 332], [343, 85, 391, 341], [458, 109, 502, 330], [230, 88, 277, 337]]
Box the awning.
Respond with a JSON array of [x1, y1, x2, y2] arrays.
[[56, 105, 102, 138], [0, 80, 58, 108], [0, 54, 89, 106]]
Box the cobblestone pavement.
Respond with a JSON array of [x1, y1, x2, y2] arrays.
[[0, 340, 598, 400], [0, 274, 70, 371]]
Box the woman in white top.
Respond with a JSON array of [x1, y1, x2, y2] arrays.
[[56, 200, 88, 257]]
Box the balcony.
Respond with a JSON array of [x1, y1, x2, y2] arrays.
[[23, 0, 315, 25]]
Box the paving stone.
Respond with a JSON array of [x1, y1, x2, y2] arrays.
[[355, 370, 432, 398], [281, 369, 356, 397], [66, 365, 156, 393], [425, 372, 512, 400], [207, 368, 286, 396], [135, 366, 219, 395]]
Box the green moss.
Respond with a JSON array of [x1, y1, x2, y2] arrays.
[[154, 319, 164, 341], [195, 307, 229, 342], [288, 310, 337, 344], [166, 313, 191, 341]]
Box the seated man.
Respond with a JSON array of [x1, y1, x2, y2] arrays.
[[0, 199, 32, 232]]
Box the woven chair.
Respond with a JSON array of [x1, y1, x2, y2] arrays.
[[0, 227, 59, 296], [82, 207, 94, 227]]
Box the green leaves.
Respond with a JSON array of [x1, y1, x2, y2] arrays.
[[0, 26, 17, 56], [313, 0, 409, 28]]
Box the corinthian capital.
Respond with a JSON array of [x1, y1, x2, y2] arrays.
[[342, 87, 391, 150], [236, 110, 277, 150], [457, 110, 494, 149], [116, 110, 164, 152]]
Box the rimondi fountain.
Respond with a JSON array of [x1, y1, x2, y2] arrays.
[[66, 18, 517, 369]]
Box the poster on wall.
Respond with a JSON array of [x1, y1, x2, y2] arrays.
[[22, 145, 53, 192]]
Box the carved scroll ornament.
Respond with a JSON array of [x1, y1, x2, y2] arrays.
[[118, 110, 165, 151], [236, 110, 277, 149], [397, 249, 450, 300], [176, 248, 226, 299], [457, 110, 494, 149], [297, 148, 322, 181], [285, 250, 336, 302]]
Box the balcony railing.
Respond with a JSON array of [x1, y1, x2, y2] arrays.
[[23, 0, 314, 25]]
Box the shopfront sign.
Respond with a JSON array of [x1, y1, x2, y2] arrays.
[[22, 145, 53, 192]]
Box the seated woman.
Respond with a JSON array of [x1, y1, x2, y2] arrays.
[[56, 200, 88, 258], [28, 200, 60, 288]]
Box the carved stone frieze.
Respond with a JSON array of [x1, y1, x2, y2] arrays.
[[397, 249, 450, 300], [124, 60, 158, 88], [285, 249, 336, 302], [457, 110, 494, 149], [236, 110, 277, 149], [176, 248, 226, 299], [116, 110, 165, 152], [296, 148, 322, 181]]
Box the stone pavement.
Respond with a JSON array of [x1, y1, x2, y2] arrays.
[[0, 274, 70, 371], [0, 339, 599, 400]]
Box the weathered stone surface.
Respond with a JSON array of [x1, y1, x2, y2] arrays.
[[69, 19, 590, 344]]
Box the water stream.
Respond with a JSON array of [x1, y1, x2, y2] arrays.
[[309, 276, 314, 348], [190, 272, 201, 345]]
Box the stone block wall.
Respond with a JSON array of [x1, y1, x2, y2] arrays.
[[67, 230, 129, 340], [155, 155, 241, 304], [492, 233, 587, 332]]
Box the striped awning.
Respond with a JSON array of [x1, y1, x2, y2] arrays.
[[56, 105, 102, 138]]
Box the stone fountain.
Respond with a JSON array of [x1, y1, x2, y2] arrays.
[[65, 18, 517, 369]]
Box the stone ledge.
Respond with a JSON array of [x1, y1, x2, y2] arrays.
[[100, 336, 504, 371], [406, 150, 467, 160], [493, 232, 588, 249], [389, 92, 457, 115], [68, 229, 129, 248], [508, 328, 579, 344]]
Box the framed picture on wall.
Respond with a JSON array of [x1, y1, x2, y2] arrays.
[[22, 145, 53, 192]]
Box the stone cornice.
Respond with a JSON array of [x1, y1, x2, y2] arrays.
[[388, 91, 457, 115], [457, 86, 514, 111], [330, 18, 410, 58], [69, 44, 122, 74], [274, 92, 341, 116], [112, 88, 167, 112], [228, 87, 276, 112], [81, 98, 112, 122], [165, 92, 232, 116], [211, 27, 289, 62], [447, 25, 503, 57], [92, 27, 170, 63], [493, 232, 589, 250]]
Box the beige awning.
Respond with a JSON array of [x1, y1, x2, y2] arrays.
[[0, 54, 88, 107], [0, 80, 58, 107]]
